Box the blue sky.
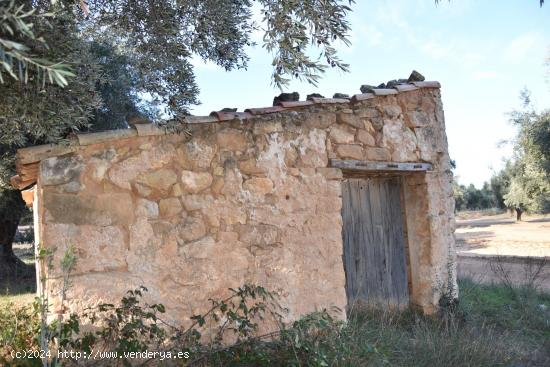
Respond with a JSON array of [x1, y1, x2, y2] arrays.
[[191, 0, 549, 188]]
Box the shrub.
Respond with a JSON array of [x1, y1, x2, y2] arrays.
[[52, 284, 281, 366]]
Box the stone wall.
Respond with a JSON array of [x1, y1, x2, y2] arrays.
[[35, 86, 456, 326]]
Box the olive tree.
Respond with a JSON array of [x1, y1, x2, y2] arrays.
[[503, 91, 550, 220], [0, 1, 103, 275], [0, 0, 355, 274]]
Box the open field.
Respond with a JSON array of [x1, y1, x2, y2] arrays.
[[456, 212, 550, 292], [456, 213, 550, 257]]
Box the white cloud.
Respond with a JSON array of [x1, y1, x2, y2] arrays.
[[459, 52, 484, 68], [432, 0, 474, 16], [373, 0, 410, 29], [346, 6, 384, 48], [355, 23, 383, 47], [504, 33, 539, 64], [421, 40, 453, 59], [472, 70, 500, 80]]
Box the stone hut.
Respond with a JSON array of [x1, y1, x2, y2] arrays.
[[13, 80, 457, 325]]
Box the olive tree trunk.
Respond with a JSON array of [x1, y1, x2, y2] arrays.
[[515, 207, 523, 221], [0, 189, 26, 277]]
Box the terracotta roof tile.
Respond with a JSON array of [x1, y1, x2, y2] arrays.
[[236, 112, 253, 119], [182, 116, 219, 124], [245, 106, 286, 115], [351, 93, 375, 103], [393, 84, 419, 92], [276, 101, 314, 108], [134, 123, 166, 137], [16, 161, 39, 181], [210, 111, 253, 121], [310, 97, 350, 104], [16, 144, 78, 165], [370, 88, 398, 96], [412, 81, 441, 88], [77, 129, 138, 146]]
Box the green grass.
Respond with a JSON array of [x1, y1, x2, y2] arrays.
[[0, 272, 36, 304], [205, 279, 550, 366], [187, 279, 550, 366], [355, 278, 550, 367], [459, 278, 550, 354]]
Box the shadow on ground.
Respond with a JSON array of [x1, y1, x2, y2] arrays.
[[0, 262, 36, 297], [526, 218, 550, 224], [1, 240, 36, 298], [456, 217, 516, 228]]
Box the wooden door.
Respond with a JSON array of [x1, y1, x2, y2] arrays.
[[341, 177, 409, 309]]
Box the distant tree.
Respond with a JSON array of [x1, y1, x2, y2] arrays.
[[504, 178, 530, 221], [452, 177, 465, 212], [490, 162, 514, 209], [462, 184, 485, 210], [452, 180, 500, 212], [503, 157, 550, 219], [452, 163, 498, 212], [481, 182, 497, 208], [463, 182, 495, 210], [502, 91, 550, 219]]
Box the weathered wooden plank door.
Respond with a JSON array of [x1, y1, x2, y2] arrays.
[[341, 177, 409, 309]]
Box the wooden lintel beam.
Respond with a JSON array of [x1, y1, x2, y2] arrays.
[[330, 159, 432, 172]]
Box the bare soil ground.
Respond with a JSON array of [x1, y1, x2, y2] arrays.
[[456, 212, 550, 257], [456, 212, 550, 292]]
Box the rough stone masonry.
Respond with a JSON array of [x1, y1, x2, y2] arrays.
[[15, 80, 457, 327]]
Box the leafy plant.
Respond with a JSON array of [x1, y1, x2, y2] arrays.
[[49, 284, 281, 366]]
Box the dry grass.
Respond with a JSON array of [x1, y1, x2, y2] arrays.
[[455, 208, 507, 220]]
